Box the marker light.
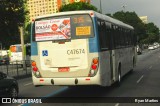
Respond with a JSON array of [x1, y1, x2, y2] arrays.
[[93, 58, 98, 64]]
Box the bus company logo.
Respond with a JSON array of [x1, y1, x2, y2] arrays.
[[1, 98, 42, 104], [42, 50, 48, 56], [2, 98, 11, 103]]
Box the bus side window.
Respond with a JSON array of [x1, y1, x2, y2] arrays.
[[122, 28, 126, 47], [105, 22, 111, 50], [26, 45, 31, 56], [97, 20, 109, 50], [111, 25, 117, 49], [120, 27, 124, 47], [97, 20, 103, 49], [132, 30, 136, 46]]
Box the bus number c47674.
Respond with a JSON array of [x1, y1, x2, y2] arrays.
[[67, 49, 85, 55]]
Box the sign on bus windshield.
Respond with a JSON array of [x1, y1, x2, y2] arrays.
[[34, 14, 94, 41]]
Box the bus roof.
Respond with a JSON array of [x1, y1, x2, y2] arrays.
[[94, 11, 134, 29], [34, 10, 134, 30], [10, 43, 30, 47], [10, 44, 21, 46]]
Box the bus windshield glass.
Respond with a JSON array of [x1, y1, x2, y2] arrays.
[[34, 14, 94, 41]]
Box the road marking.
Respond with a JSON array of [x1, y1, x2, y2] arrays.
[[24, 83, 32, 86], [137, 75, 144, 83], [149, 66, 152, 69], [22, 87, 68, 106], [115, 103, 120, 106], [18, 104, 23, 106]]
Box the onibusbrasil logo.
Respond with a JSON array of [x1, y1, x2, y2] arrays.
[[1, 98, 42, 104]]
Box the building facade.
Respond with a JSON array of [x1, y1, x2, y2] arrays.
[[27, 0, 90, 21], [139, 16, 148, 24], [64, 0, 90, 4]]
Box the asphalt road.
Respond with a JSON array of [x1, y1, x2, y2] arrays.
[[2, 48, 160, 106]]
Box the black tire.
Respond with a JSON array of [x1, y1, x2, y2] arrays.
[[131, 58, 135, 72], [9, 86, 18, 97], [34, 85, 42, 87], [115, 66, 121, 87], [117, 69, 121, 86]]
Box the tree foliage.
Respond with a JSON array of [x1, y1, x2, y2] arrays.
[[59, 2, 98, 12], [110, 11, 159, 44], [143, 23, 159, 44], [24, 22, 31, 43], [112, 11, 146, 43], [0, 0, 27, 49]]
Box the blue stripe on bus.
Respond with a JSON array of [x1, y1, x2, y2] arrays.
[[89, 17, 100, 53], [31, 42, 38, 55]]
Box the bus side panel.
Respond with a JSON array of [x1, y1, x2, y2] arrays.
[[99, 51, 112, 86], [114, 47, 135, 82]]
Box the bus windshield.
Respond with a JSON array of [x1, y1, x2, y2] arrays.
[[34, 14, 94, 41]]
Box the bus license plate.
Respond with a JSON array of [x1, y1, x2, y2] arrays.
[[58, 67, 70, 72]]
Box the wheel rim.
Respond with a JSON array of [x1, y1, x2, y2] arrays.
[[118, 72, 121, 83], [11, 88, 18, 97]]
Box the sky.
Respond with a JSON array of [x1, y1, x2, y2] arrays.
[[91, 0, 160, 28]]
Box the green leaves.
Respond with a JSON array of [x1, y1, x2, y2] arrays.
[[59, 2, 98, 12], [108, 11, 159, 44], [0, 0, 26, 48], [144, 23, 159, 44]]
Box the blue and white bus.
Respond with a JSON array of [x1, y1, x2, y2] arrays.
[[31, 10, 137, 87]]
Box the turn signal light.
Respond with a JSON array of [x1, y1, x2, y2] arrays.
[[32, 61, 36, 66], [93, 58, 98, 64]]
